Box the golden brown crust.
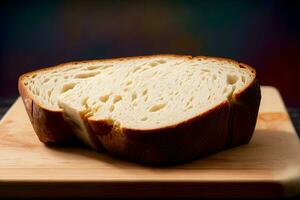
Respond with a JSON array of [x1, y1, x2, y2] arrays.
[[229, 78, 261, 147], [228, 63, 260, 146], [18, 54, 261, 164]]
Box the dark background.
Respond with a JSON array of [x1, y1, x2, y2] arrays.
[[1, 0, 299, 106]]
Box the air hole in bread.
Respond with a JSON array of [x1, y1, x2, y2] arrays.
[[132, 66, 141, 73], [126, 80, 133, 86], [150, 62, 158, 67], [113, 95, 122, 104], [227, 74, 238, 85], [131, 92, 137, 101], [142, 89, 148, 96], [202, 69, 210, 72], [149, 103, 166, 112], [81, 97, 89, 108], [142, 67, 151, 72], [64, 75, 69, 79], [109, 105, 115, 112], [63, 67, 78, 72], [213, 74, 217, 80], [158, 60, 166, 64], [141, 117, 148, 121], [184, 105, 193, 111], [47, 89, 53, 97], [102, 65, 113, 70], [239, 64, 245, 69], [144, 96, 148, 102], [61, 83, 76, 93], [241, 76, 245, 83], [32, 74, 37, 78], [95, 106, 101, 112], [185, 100, 191, 107], [75, 72, 100, 79], [43, 78, 50, 83], [87, 66, 99, 70], [99, 94, 110, 103], [222, 88, 228, 94]]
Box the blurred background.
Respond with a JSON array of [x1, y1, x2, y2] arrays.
[[0, 0, 299, 106]]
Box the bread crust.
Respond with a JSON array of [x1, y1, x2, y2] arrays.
[[18, 79, 75, 143], [18, 55, 261, 165], [229, 71, 261, 147]]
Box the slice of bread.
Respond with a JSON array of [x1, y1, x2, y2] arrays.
[[18, 55, 261, 165]]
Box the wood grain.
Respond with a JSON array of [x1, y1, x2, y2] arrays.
[[0, 86, 299, 198]]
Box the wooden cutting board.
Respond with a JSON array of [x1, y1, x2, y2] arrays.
[[0, 86, 299, 198]]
